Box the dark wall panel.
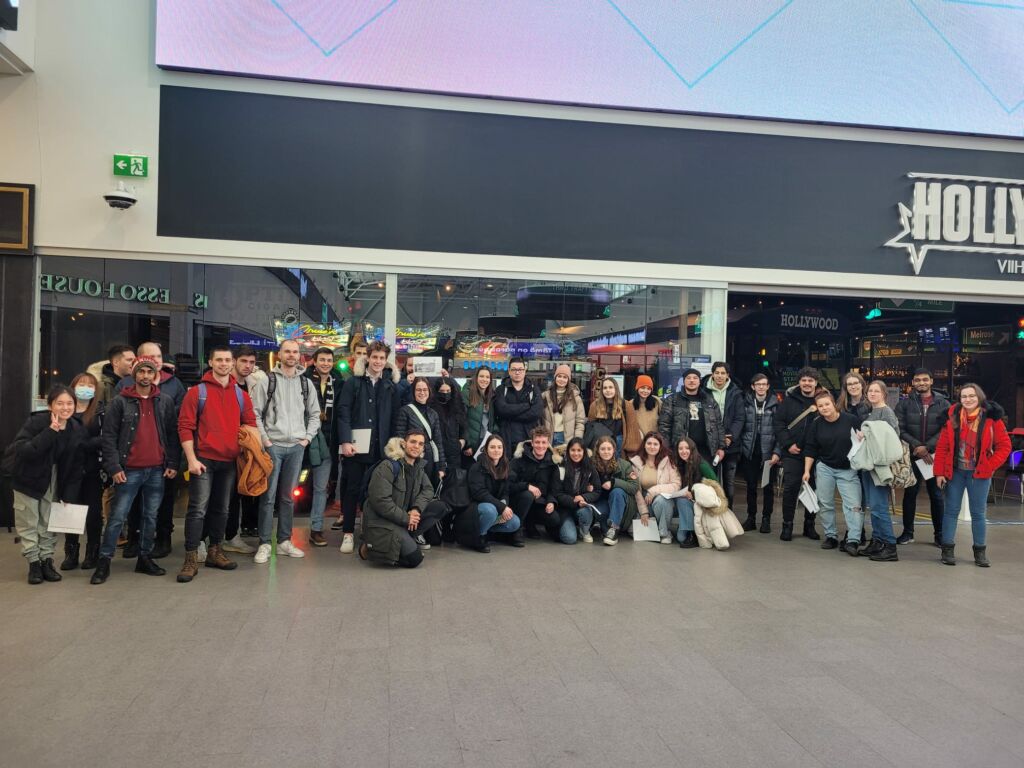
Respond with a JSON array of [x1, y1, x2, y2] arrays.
[[158, 86, 1024, 282]]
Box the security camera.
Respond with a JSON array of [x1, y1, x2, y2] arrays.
[[104, 182, 137, 210]]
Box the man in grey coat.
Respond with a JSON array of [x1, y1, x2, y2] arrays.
[[249, 339, 321, 564]]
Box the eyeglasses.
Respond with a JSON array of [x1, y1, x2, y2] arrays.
[[509, 367, 526, 373]]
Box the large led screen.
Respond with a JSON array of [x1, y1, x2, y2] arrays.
[[156, 1, 1024, 138]]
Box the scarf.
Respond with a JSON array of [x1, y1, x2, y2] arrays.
[[959, 407, 981, 467]]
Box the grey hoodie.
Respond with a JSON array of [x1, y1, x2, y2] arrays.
[[250, 363, 322, 447]]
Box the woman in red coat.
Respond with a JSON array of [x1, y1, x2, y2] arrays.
[[933, 383, 1010, 567]]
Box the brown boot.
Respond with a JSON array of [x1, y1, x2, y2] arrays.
[[177, 551, 199, 583], [205, 543, 238, 571]]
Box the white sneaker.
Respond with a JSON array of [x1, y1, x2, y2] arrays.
[[579, 525, 593, 544], [660, 535, 673, 545], [276, 540, 305, 558], [339, 533, 355, 554], [254, 543, 271, 564], [415, 534, 430, 550], [197, 541, 208, 562], [222, 534, 255, 555]]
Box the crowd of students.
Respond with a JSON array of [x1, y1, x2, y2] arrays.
[[2, 339, 1012, 584]]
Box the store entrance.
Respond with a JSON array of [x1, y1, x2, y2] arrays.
[[726, 292, 1024, 427]]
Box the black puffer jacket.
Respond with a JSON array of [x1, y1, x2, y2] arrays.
[[739, 393, 781, 460], [493, 378, 545, 448], [430, 384, 468, 469], [101, 388, 181, 476], [773, 386, 817, 455], [555, 461, 600, 509], [895, 390, 952, 453], [3, 411, 86, 501], [467, 459, 510, 516], [657, 390, 724, 453], [395, 402, 447, 474], [509, 447, 557, 504], [336, 359, 402, 462]]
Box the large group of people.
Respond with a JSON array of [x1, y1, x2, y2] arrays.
[[2, 338, 1013, 584]]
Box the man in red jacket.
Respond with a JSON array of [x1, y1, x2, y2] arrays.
[[175, 345, 257, 583]]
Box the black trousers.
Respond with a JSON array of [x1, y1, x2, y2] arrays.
[[396, 499, 447, 568], [741, 451, 775, 520], [780, 455, 807, 524], [185, 458, 236, 551], [225, 489, 259, 539], [901, 461, 944, 534], [341, 456, 377, 535], [511, 489, 557, 534]]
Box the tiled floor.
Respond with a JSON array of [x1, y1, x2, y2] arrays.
[[2, 497, 1024, 768]]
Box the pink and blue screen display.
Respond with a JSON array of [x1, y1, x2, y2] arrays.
[[156, 0, 1024, 138]]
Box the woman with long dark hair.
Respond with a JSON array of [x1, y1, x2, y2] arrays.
[[673, 437, 718, 548], [934, 383, 1011, 567], [554, 437, 600, 543], [464, 434, 522, 552], [431, 376, 468, 477], [60, 372, 106, 570], [591, 435, 639, 545], [623, 375, 661, 458], [2, 385, 86, 584], [630, 432, 681, 544], [462, 367, 495, 468], [394, 376, 447, 487]]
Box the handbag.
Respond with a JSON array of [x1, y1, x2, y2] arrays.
[[438, 466, 471, 508]]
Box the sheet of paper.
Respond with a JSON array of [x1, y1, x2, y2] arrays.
[[352, 428, 372, 454], [412, 356, 444, 376], [659, 486, 689, 500], [915, 458, 935, 480], [760, 461, 772, 489], [47, 501, 89, 535], [798, 481, 819, 514], [631, 516, 661, 542], [847, 428, 864, 461]]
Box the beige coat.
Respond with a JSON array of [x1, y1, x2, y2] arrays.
[[629, 455, 681, 516], [692, 479, 745, 550], [623, 398, 662, 455], [540, 384, 586, 441]]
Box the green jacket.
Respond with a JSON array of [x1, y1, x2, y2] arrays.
[[597, 457, 639, 523], [361, 437, 435, 564], [462, 383, 495, 454]]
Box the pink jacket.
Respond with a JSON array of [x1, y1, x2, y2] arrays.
[[629, 455, 681, 515]]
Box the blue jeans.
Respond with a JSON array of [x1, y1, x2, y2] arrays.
[[649, 496, 675, 538], [815, 463, 862, 541], [477, 502, 521, 536], [552, 431, 565, 447], [102, 467, 165, 558], [593, 487, 628, 530], [309, 455, 333, 533], [860, 471, 873, 513], [557, 504, 595, 544], [941, 468, 991, 547], [259, 443, 305, 545], [675, 497, 695, 541], [864, 476, 895, 544]]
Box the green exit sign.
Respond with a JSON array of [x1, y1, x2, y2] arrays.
[[113, 154, 148, 178]]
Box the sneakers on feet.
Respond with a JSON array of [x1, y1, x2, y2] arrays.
[[222, 534, 256, 555], [415, 534, 430, 550], [603, 528, 619, 546], [277, 540, 305, 558], [309, 530, 327, 547], [196, 541, 208, 563], [660, 535, 673, 545], [578, 525, 593, 544], [254, 543, 271, 564], [330, 517, 344, 531], [896, 530, 914, 545], [339, 533, 355, 554]]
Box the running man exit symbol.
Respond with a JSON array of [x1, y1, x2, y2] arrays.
[[113, 154, 148, 178]]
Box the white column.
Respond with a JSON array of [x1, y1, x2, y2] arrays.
[[700, 287, 727, 362], [384, 272, 398, 347]]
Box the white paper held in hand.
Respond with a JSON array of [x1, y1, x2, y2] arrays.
[[351, 428, 372, 454], [659, 486, 689, 500], [760, 461, 772, 489], [798, 481, 820, 514], [631, 516, 661, 542], [47, 501, 89, 535], [914, 458, 935, 480]]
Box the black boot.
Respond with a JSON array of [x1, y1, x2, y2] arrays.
[[510, 528, 526, 548], [150, 532, 172, 559], [90, 556, 112, 584], [780, 522, 794, 541], [81, 540, 100, 570], [679, 531, 698, 548], [802, 514, 820, 540], [972, 545, 990, 568], [60, 539, 80, 570], [40, 558, 62, 582], [759, 515, 771, 534], [742, 514, 757, 532], [940, 544, 955, 566], [122, 532, 139, 559], [27, 561, 43, 585], [869, 543, 898, 562], [135, 555, 166, 576]]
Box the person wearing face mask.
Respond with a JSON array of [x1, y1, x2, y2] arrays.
[[586, 376, 627, 452], [60, 373, 106, 571], [934, 383, 1010, 567], [541, 364, 586, 449], [739, 374, 781, 533], [430, 376, 468, 481], [462, 366, 496, 469], [2, 386, 86, 584], [623, 375, 661, 458], [462, 434, 522, 552], [554, 437, 601, 544]]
